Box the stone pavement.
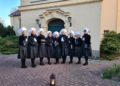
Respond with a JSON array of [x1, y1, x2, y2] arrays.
[[0, 54, 120, 86]]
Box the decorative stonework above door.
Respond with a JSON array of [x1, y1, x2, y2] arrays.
[[40, 9, 70, 17], [39, 9, 71, 31]]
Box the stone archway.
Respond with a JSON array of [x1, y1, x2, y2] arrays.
[[39, 9, 71, 32], [48, 18, 65, 32]]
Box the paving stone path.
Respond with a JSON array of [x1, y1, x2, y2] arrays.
[[0, 54, 120, 86]]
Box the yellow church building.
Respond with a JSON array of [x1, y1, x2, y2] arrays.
[[10, 0, 120, 58]]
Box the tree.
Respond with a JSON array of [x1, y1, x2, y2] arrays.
[[0, 23, 15, 37], [0, 17, 5, 25], [6, 25, 15, 36], [0, 23, 6, 37]]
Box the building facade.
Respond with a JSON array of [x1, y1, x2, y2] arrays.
[[10, 0, 120, 58]]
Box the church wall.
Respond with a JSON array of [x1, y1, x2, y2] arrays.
[[21, 2, 101, 57], [101, 0, 118, 38], [21, 0, 32, 6], [117, 0, 120, 33], [10, 16, 21, 36], [21, 0, 71, 6], [20, 0, 99, 6]]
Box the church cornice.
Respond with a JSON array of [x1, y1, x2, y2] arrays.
[[30, 0, 67, 4], [19, 0, 102, 11]]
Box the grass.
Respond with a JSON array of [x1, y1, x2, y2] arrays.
[[0, 36, 18, 55], [103, 64, 120, 81]]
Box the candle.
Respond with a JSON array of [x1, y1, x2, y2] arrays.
[[51, 80, 55, 85]]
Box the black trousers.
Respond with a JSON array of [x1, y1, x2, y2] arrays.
[[84, 56, 88, 63], [47, 57, 51, 63], [62, 56, 67, 63], [21, 59, 26, 67], [55, 58, 59, 63], [40, 57, 44, 64], [69, 56, 73, 62], [77, 57, 81, 63], [31, 58, 36, 66]]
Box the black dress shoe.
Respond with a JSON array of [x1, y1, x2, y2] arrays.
[[69, 61, 73, 64], [54, 62, 59, 64], [61, 62, 65, 64], [83, 63, 88, 66], [21, 66, 27, 68], [76, 62, 81, 64], [31, 64, 36, 68], [48, 62, 52, 65], [40, 63, 45, 66]]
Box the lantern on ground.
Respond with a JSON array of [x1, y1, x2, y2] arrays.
[[50, 73, 56, 86]]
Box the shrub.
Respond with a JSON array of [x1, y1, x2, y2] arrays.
[[100, 31, 120, 60], [103, 64, 120, 81], [0, 36, 18, 54]]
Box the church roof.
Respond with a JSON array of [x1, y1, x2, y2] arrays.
[[9, 10, 21, 17]]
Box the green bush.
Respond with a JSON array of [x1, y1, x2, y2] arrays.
[[0, 36, 18, 55], [100, 31, 120, 60], [103, 64, 120, 81]]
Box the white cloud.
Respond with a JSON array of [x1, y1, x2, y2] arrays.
[[5, 19, 11, 26], [0, 17, 11, 26], [0, 17, 4, 24]]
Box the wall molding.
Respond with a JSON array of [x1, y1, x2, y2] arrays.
[[19, 0, 102, 11]]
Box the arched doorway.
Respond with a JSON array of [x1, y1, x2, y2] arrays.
[[48, 18, 65, 32]]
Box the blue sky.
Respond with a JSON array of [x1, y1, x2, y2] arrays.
[[0, 0, 20, 26]]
